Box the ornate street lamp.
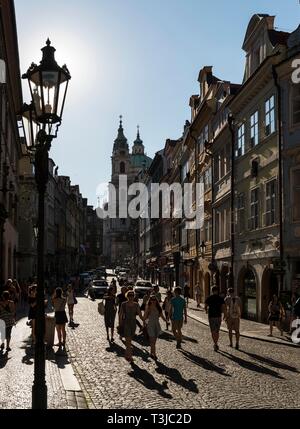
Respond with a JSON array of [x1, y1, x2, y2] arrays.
[[21, 39, 71, 410]]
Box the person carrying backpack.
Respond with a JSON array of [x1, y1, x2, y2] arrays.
[[224, 288, 242, 349]]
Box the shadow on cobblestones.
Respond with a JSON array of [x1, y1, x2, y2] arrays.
[[218, 351, 285, 379], [182, 335, 198, 344], [239, 350, 300, 373], [155, 361, 199, 393], [180, 350, 230, 377], [128, 363, 172, 399]]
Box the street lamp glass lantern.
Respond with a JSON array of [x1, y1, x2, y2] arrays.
[[21, 102, 41, 150], [22, 39, 71, 135]]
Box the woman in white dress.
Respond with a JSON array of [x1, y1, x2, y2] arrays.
[[66, 284, 76, 325], [144, 294, 166, 360]]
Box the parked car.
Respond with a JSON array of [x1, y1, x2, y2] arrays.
[[134, 280, 153, 298], [80, 272, 93, 286], [88, 279, 109, 299]]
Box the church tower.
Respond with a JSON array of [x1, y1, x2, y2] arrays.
[[111, 115, 130, 187]]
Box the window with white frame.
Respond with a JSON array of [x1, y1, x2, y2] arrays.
[[292, 84, 300, 126], [265, 95, 275, 136], [249, 188, 259, 230], [250, 110, 259, 147], [265, 179, 276, 226], [292, 169, 300, 221], [236, 123, 245, 157]]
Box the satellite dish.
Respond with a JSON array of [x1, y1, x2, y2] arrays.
[[0, 59, 6, 83]]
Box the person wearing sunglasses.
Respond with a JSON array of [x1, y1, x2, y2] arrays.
[[144, 294, 166, 360], [119, 291, 144, 363]]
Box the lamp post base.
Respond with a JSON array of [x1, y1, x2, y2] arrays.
[[32, 383, 47, 409]]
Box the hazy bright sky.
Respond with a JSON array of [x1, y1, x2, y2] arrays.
[[15, 0, 300, 207]]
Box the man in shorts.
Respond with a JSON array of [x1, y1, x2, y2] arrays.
[[205, 286, 226, 351], [170, 287, 187, 349], [224, 288, 242, 349]]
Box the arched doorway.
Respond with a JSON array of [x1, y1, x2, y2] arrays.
[[204, 272, 211, 301], [261, 269, 279, 323], [238, 267, 257, 321]]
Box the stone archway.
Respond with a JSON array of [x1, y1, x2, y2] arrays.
[[261, 268, 279, 323]]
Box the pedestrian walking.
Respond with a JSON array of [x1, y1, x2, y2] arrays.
[[195, 283, 201, 308], [27, 284, 37, 344], [184, 283, 190, 306], [66, 284, 77, 325], [103, 286, 117, 342], [144, 294, 166, 360], [205, 286, 226, 351], [119, 290, 144, 363], [268, 295, 285, 337], [162, 290, 173, 330], [170, 287, 187, 349], [153, 285, 162, 303], [0, 291, 15, 352], [52, 287, 68, 350], [141, 289, 151, 313], [224, 288, 242, 349], [117, 286, 128, 313]]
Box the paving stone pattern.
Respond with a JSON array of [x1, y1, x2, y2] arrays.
[[66, 297, 300, 409]]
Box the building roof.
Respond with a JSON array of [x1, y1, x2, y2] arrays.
[[131, 153, 152, 168]]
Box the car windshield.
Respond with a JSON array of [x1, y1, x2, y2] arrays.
[[136, 282, 152, 288], [92, 281, 108, 287]]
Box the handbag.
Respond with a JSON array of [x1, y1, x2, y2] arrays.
[[98, 300, 105, 315]]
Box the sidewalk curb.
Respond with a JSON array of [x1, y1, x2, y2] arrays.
[[187, 311, 299, 348]]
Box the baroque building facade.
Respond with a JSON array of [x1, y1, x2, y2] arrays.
[[103, 117, 152, 266]]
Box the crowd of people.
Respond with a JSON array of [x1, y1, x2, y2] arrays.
[[97, 279, 300, 363], [0, 278, 78, 354], [1, 274, 299, 360]]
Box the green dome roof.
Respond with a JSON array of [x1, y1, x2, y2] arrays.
[[131, 153, 152, 168]]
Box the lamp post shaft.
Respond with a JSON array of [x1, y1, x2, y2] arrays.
[[32, 142, 49, 409]]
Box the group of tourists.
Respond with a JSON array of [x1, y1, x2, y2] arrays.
[[99, 279, 300, 362], [0, 278, 77, 353], [99, 283, 189, 363]]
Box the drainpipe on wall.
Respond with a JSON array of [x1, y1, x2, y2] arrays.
[[272, 65, 284, 296], [228, 114, 235, 290]]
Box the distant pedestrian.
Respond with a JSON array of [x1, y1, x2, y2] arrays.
[[110, 279, 117, 295], [52, 287, 68, 350], [0, 291, 15, 352], [117, 286, 128, 314], [153, 285, 161, 303], [184, 283, 190, 306], [144, 294, 166, 360], [224, 288, 242, 349], [268, 295, 285, 337], [27, 284, 37, 344], [119, 290, 144, 363], [103, 286, 117, 342], [170, 287, 187, 349], [205, 286, 226, 351], [162, 290, 173, 330], [195, 283, 201, 308], [66, 284, 77, 325], [141, 289, 151, 313]]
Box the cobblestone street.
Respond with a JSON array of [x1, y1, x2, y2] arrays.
[[66, 296, 300, 409]]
